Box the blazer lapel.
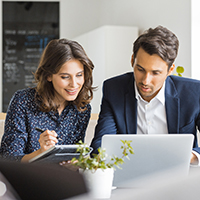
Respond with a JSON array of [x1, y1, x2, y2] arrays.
[[125, 78, 137, 134], [124, 75, 180, 134], [165, 77, 180, 133]]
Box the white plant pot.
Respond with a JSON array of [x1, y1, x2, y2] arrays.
[[80, 168, 114, 199]]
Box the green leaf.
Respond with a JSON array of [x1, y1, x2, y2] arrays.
[[176, 66, 184, 74], [70, 139, 134, 171]]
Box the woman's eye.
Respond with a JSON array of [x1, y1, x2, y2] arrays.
[[77, 73, 83, 77], [61, 76, 69, 79]]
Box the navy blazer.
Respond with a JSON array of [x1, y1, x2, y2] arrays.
[[91, 72, 200, 154]]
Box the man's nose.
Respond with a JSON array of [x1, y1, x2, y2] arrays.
[[142, 73, 151, 85]]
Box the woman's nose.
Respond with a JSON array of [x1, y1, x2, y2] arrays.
[[69, 77, 77, 87]]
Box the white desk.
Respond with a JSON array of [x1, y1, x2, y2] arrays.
[[68, 166, 200, 200]]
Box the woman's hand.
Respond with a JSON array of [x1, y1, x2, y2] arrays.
[[21, 129, 58, 162], [38, 129, 58, 152]]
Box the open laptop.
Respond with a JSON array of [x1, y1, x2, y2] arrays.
[[101, 134, 194, 187]]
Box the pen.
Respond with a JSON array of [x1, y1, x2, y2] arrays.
[[35, 127, 63, 141]]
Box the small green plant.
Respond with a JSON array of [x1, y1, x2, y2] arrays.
[[71, 140, 134, 171], [174, 66, 184, 77]]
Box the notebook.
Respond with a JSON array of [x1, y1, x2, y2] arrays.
[[29, 145, 93, 164], [101, 134, 194, 187]]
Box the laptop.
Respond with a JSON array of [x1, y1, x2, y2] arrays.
[[101, 134, 194, 187]]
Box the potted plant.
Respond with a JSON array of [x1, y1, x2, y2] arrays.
[[174, 66, 184, 77], [70, 140, 134, 199]]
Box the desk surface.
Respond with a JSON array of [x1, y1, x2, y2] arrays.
[[68, 166, 200, 200]]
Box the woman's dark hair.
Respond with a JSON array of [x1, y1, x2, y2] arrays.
[[133, 26, 179, 69], [34, 38, 94, 112]]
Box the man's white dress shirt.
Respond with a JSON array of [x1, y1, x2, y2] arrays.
[[134, 81, 200, 165], [135, 82, 168, 135]]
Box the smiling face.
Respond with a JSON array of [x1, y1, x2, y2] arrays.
[[132, 47, 175, 102], [48, 59, 84, 107]]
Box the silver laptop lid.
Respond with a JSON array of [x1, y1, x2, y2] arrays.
[[101, 134, 194, 187]]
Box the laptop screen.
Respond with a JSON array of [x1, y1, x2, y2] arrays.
[[101, 134, 194, 187]]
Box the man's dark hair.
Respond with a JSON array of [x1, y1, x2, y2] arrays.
[[133, 26, 179, 69]]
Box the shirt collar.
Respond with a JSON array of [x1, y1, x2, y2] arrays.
[[134, 81, 165, 105]]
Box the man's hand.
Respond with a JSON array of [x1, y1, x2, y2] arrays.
[[190, 152, 199, 165], [59, 160, 79, 171]]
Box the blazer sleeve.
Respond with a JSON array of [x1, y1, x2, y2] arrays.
[[193, 112, 200, 154], [90, 81, 118, 154]]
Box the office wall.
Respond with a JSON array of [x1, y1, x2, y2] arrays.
[[0, 0, 191, 112], [61, 0, 191, 78], [73, 25, 139, 114], [191, 0, 200, 80]]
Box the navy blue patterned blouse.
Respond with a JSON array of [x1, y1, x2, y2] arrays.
[[0, 88, 91, 161]]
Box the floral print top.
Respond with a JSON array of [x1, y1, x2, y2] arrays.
[[0, 88, 91, 161]]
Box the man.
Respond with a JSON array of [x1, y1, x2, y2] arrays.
[[91, 25, 200, 165]]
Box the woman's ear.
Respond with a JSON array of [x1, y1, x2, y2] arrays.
[[47, 75, 52, 82]]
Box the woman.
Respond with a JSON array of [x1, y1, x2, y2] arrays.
[[0, 38, 95, 162]]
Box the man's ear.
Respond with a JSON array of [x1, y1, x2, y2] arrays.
[[168, 64, 175, 75], [131, 54, 134, 67]]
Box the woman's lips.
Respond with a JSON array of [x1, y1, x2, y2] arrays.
[[65, 89, 78, 95]]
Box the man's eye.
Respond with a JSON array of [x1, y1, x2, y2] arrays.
[[137, 67, 144, 72], [153, 72, 160, 75]]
